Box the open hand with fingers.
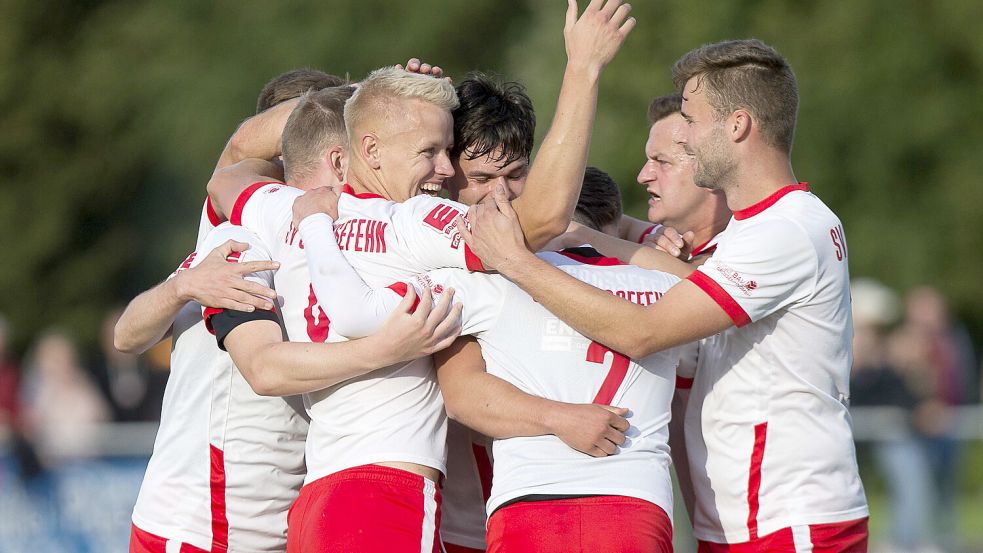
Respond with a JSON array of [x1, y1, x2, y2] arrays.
[[564, 0, 636, 75], [547, 402, 630, 457], [380, 285, 464, 363], [174, 240, 279, 312], [292, 186, 341, 227]]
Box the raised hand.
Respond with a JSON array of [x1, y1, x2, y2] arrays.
[[548, 402, 630, 456], [564, 0, 636, 75], [292, 186, 341, 226], [175, 240, 279, 312]]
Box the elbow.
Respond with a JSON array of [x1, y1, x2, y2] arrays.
[[113, 324, 144, 355], [237, 358, 281, 397], [526, 220, 568, 252]]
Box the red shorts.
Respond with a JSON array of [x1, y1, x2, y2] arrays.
[[286, 464, 442, 553], [697, 517, 869, 553], [486, 495, 672, 553], [129, 524, 209, 553]]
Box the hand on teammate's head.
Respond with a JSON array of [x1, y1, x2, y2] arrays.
[[395, 58, 448, 82]]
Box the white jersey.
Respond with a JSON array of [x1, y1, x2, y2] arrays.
[[195, 196, 224, 250], [234, 182, 481, 484], [132, 223, 309, 553], [683, 184, 868, 542], [414, 251, 684, 518]]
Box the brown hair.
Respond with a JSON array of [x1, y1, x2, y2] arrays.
[[647, 92, 682, 124], [672, 39, 798, 153], [281, 86, 355, 182], [574, 166, 623, 232], [452, 72, 535, 167], [255, 68, 348, 114]]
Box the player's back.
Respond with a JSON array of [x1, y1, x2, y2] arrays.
[[421, 250, 683, 517]]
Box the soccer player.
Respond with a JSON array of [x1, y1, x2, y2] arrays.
[[439, 70, 537, 553], [290, 171, 682, 551], [462, 39, 870, 552], [121, 70, 457, 553]]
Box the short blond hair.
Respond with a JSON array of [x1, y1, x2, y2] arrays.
[[345, 66, 458, 143], [282, 86, 354, 182]]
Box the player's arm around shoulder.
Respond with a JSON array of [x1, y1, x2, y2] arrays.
[[225, 285, 463, 397], [113, 236, 279, 354]]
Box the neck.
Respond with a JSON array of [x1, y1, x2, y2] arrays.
[[288, 174, 323, 191], [723, 147, 797, 213], [348, 156, 391, 199]]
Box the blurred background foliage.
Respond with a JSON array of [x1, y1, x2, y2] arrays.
[[1, 0, 981, 353]]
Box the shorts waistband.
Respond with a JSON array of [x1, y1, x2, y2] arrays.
[[306, 464, 437, 490]]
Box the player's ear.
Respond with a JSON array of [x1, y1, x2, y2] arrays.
[[731, 109, 752, 143], [361, 133, 382, 170], [327, 146, 346, 182]]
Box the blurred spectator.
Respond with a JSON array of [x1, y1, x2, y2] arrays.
[[19, 329, 111, 466], [891, 286, 977, 550], [850, 279, 937, 552], [0, 314, 18, 436], [94, 307, 168, 421]]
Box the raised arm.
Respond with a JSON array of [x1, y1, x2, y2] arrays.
[[567, 223, 695, 278], [435, 336, 629, 456], [207, 98, 300, 218], [114, 240, 278, 354], [512, 0, 635, 249]]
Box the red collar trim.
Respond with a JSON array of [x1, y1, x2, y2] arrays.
[[342, 183, 386, 200], [733, 183, 809, 220], [690, 237, 719, 257]]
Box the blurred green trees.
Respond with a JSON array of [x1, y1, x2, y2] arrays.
[[1, 0, 981, 351]]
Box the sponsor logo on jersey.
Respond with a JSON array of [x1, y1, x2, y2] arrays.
[[422, 204, 465, 249], [715, 262, 758, 296]]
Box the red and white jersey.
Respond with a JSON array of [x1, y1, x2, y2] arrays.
[[683, 184, 867, 543], [413, 251, 684, 519], [132, 223, 309, 552], [232, 182, 481, 484], [195, 196, 224, 250]]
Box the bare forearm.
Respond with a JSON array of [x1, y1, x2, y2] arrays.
[[114, 278, 187, 354], [443, 368, 566, 439], [513, 66, 601, 249], [576, 227, 694, 278], [498, 251, 660, 357], [239, 334, 400, 396], [215, 98, 300, 170]]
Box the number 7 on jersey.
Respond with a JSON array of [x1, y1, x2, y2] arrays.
[[586, 341, 631, 405]]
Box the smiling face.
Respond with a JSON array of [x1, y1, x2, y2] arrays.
[[680, 77, 736, 190], [637, 113, 706, 227], [375, 97, 456, 201], [445, 147, 529, 206]]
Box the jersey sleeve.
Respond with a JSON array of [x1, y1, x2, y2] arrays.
[[393, 196, 486, 272], [191, 225, 280, 344], [686, 218, 817, 327], [228, 181, 301, 262], [412, 269, 506, 337], [298, 214, 404, 338]]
